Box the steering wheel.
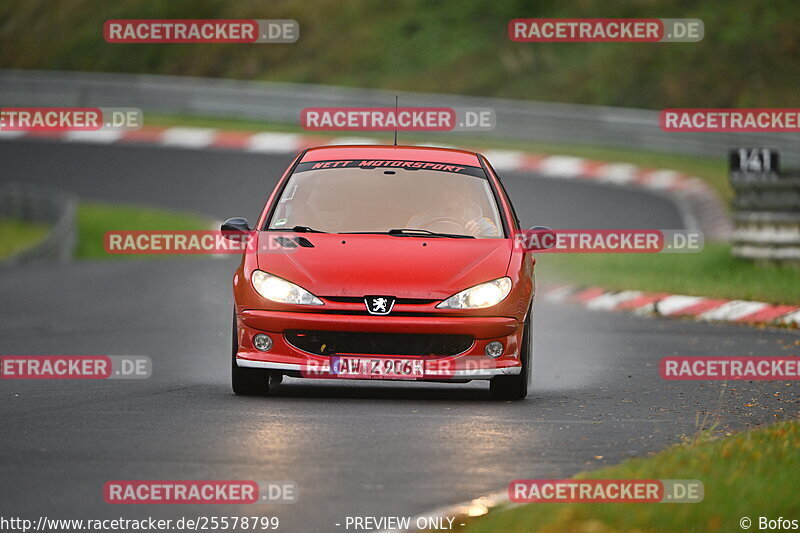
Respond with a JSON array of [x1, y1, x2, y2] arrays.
[[418, 216, 466, 233]]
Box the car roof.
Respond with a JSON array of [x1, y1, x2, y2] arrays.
[[300, 145, 482, 166]]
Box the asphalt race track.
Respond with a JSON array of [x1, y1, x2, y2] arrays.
[[1, 140, 797, 531]]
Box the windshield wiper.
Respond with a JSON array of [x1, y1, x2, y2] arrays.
[[389, 228, 474, 238], [340, 228, 474, 239], [284, 225, 329, 233]]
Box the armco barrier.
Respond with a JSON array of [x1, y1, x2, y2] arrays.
[[1, 69, 800, 166], [0, 183, 77, 266]]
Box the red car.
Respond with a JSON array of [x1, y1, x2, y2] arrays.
[[224, 145, 546, 400]]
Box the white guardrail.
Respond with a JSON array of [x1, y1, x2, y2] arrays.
[[2, 69, 800, 166]]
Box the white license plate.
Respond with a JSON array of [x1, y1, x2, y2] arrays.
[[331, 356, 425, 379]]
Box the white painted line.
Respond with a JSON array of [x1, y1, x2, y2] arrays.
[[246, 132, 302, 153], [481, 150, 525, 172], [63, 130, 124, 144], [161, 127, 217, 149], [698, 300, 769, 322], [654, 295, 706, 316]]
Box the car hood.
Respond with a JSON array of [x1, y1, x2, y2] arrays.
[[256, 233, 513, 299]]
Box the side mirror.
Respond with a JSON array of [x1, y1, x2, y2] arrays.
[[221, 217, 251, 240], [516, 225, 557, 252]]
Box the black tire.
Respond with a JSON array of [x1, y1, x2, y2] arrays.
[[489, 309, 532, 401], [231, 311, 270, 396]]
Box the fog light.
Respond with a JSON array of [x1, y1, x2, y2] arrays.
[[253, 334, 273, 352], [485, 341, 504, 358]]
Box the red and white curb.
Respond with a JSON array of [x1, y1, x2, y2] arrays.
[[543, 285, 800, 327], [0, 125, 732, 240]]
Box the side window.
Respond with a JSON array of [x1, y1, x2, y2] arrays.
[[482, 156, 521, 230]]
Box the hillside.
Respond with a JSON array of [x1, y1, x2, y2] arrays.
[[1, 0, 798, 108]]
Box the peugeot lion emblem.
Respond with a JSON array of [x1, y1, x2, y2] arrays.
[[364, 295, 396, 315]]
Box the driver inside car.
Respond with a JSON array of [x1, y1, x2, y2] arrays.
[[406, 185, 500, 238]]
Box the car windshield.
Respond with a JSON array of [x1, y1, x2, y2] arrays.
[[266, 160, 505, 238]]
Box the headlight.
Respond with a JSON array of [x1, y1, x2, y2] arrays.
[[436, 277, 512, 309], [251, 270, 323, 305]]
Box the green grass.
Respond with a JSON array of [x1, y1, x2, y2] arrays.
[[461, 420, 800, 533], [76, 202, 212, 259], [0, 219, 50, 259], [146, 113, 731, 203], [536, 242, 800, 306]]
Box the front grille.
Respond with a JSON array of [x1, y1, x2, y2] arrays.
[[284, 330, 473, 356], [322, 296, 437, 305]]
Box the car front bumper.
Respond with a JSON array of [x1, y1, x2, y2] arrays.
[[235, 309, 523, 380]]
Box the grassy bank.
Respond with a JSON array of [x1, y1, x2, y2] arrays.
[[535, 243, 800, 306], [0, 219, 50, 259], [461, 420, 800, 533], [76, 202, 212, 259]]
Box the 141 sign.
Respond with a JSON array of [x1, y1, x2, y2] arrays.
[[730, 148, 779, 176]]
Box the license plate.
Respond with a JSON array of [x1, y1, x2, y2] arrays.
[[330, 356, 425, 380]]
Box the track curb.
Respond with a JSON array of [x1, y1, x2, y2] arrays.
[[541, 284, 800, 328]]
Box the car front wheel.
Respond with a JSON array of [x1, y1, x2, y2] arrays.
[[231, 311, 271, 396], [489, 309, 531, 401]]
